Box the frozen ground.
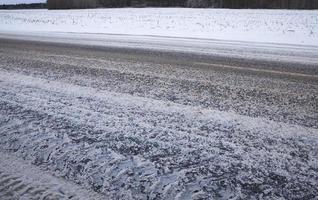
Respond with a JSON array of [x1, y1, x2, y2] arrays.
[[0, 8, 318, 45], [0, 39, 317, 199]]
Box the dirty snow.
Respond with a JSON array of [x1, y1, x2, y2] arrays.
[[1, 69, 317, 199], [0, 8, 318, 45]]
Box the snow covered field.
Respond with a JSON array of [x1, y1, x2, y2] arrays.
[[0, 8, 318, 45]]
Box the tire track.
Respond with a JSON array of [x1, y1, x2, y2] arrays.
[[0, 152, 104, 200]]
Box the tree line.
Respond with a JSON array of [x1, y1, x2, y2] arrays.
[[219, 0, 318, 9], [44, 0, 318, 9], [0, 3, 46, 9]]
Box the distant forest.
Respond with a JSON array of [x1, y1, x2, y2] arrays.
[[1, 0, 317, 9], [47, 0, 318, 9], [0, 3, 46, 9]]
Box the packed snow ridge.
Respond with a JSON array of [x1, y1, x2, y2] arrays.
[[0, 8, 317, 45]]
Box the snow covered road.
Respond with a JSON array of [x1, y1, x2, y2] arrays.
[[0, 37, 317, 199]]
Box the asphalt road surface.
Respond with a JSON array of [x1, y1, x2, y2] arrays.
[[0, 36, 317, 200]]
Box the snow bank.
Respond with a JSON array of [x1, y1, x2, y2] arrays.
[[0, 8, 317, 45]]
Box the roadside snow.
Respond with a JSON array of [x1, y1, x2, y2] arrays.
[[0, 8, 317, 45]]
